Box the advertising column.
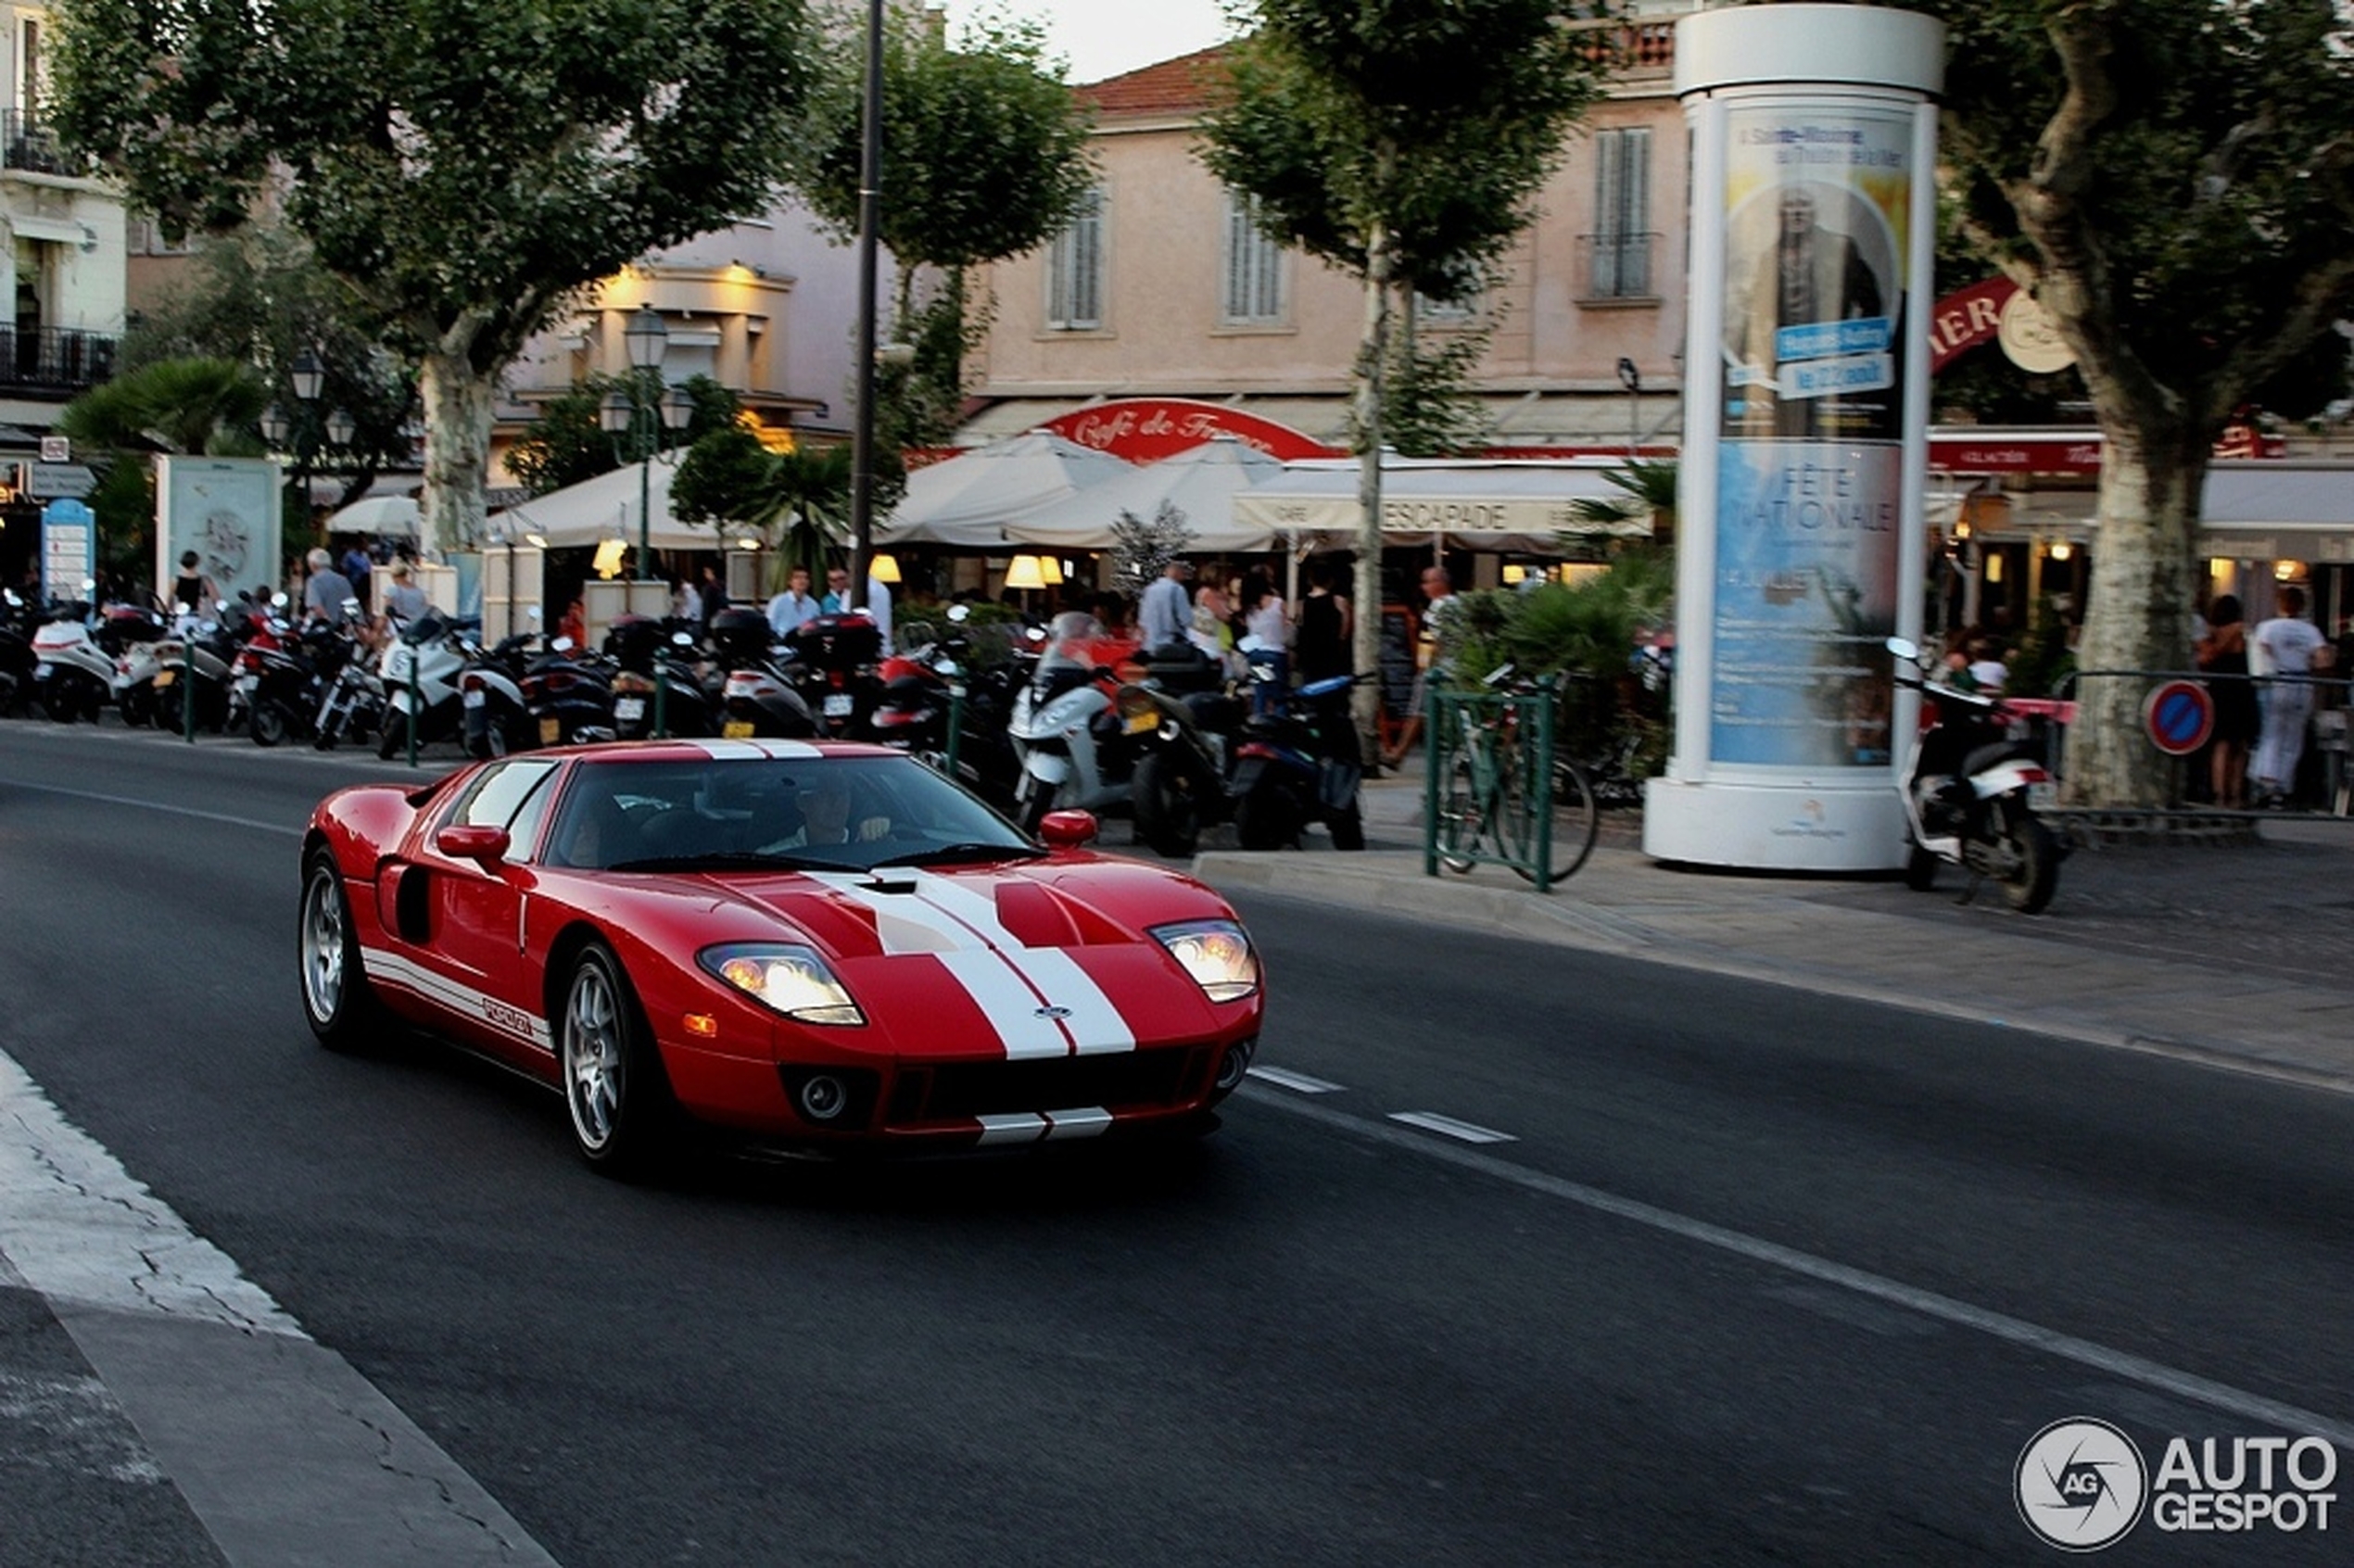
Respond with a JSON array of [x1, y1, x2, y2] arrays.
[[1646, 6, 1943, 870]]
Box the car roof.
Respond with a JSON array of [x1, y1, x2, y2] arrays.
[[540, 739, 902, 766]]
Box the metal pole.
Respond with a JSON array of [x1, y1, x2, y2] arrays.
[[638, 402, 653, 588], [845, 0, 884, 611], [406, 652, 420, 768], [182, 632, 196, 742]]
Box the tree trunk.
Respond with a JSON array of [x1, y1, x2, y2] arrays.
[[419, 348, 493, 556], [2062, 418, 2207, 808], [1348, 158, 1398, 765]]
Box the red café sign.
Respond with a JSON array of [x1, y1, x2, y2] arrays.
[[1038, 398, 1343, 462]]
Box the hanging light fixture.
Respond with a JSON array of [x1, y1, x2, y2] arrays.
[[869, 551, 902, 584], [1004, 555, 1047, 590]]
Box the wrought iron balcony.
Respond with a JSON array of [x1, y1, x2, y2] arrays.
[[1580, 232, 1661, 303], [0, 326, 120, 393], [1, 109, 80, 176]]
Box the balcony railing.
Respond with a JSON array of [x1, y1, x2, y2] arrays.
[[1580, 232, 1660, 302], [1566, 19, 1679, 77], [0, 326, 120, 394], [1, 109, 79, 176]]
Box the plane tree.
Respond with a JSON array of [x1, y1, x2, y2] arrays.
[[1929, 0, 2354, 805], [49, 0, 817, 554]]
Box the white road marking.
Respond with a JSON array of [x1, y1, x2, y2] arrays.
[[1387, 1111, 1518, 1144], [1247, 1086, 2354, 1450], [0, 1050, 300, 1331], [0, 777, 302, 837], [1247, 1065, 1344, 1094], [0, 1045, 560, 1563]]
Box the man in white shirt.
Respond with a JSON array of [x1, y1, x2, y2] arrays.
[[766, 564, 821, 640], [2251, 584, 2332, 805], [1139, 558, 1193, 650]]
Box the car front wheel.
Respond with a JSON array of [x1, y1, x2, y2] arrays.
[[559, 944, 671, 1175], [298, 854, 384, 1051]]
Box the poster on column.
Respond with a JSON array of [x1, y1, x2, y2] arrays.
[[154, 457, 283, 615], [1712, 102, 1913, 768]]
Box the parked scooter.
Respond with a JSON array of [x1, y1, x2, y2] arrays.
[[125, 605, 241, 734], [457, 625, 543, 759], [868, 605, 1023, 807], [1885, 635, 2066, 912], [519, 632, 619, 749], [1005, 613, 1142, 835], [606, 622, 722, 740], [30, 591, 118, 723], [376, 609, 475, 759], [0, 589, 37, 717], [782, 611, 885, 739], [1119, 640, 1250, 856], [1227, 667, 1368, 851]]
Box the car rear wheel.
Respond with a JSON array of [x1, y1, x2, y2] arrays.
[[298, 854, 384, 1051], [559, 944, 671, 1176]]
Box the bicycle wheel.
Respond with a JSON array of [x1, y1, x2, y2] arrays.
[[1511, 756, 1600, 883], [1435, 752, 1482, 873]]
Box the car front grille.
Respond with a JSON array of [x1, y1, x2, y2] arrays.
[[889, 1048, 1205, 1125]]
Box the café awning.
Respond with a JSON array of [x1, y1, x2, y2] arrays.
[[1233, 458, 1645, 548]]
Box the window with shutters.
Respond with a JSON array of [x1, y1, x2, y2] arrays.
[[1221, 191, 1287, 326], [1045, 187, 1105, 330], [1588, 127, 1653, 300]]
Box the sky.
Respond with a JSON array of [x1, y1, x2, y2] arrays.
[[936, 0, 1235, 83]]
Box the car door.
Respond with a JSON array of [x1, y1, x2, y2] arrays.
[[427, 759, 563, 1067]]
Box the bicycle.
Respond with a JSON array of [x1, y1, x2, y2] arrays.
[[1431, 667, 1599, 883]]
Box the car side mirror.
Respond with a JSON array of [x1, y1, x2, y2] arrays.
[[1037, 810, 1098, 849], [435, 824, 512, 868]]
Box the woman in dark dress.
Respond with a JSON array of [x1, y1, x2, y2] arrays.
[[2198, 594, 2258, 809], [1292, 561, 1352, 685]]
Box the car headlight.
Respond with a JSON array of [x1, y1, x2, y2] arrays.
[[698, 943, 866, 1026], [1150, 919, 1259, 1003]]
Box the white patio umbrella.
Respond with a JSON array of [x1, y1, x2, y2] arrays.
[[999, 435, 1284, 552], [323, 494, 421, 537], [490, 450, 717, 552], [880, 430, 1136, 548]]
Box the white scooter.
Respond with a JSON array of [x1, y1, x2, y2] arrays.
[[1886, 636, 2066, 913], [376, 609, 473, 759], [1005, 613, 1133, 835], [30, 590, 119, 724]]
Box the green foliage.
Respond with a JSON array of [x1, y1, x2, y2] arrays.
[[509, 373, 737, 499], [2006, 598, 2079, 701], [1929, 0, 2354, 433], [1375, 299, 1496, 457], [59, 358, 268, 459], [1197, 1, 1602, 298], [794, 10, 1095, 272], [670, 429, 854, 586], [1108, 501, 1196, 594]]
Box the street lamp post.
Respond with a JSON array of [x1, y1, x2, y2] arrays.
[[600, 303, 672, 588], [846, 0, 885, 612]]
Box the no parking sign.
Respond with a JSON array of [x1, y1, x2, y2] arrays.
[[2144, 679, 2213, 756]]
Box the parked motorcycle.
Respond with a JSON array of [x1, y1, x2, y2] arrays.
[[520, 634, 620, 749], [125, 605, 242, 734], [1120, 640, 1250, 857], [457, 626, 543, 759], [376, 609, 475, 759], [1228, 668, 1368, 852], [712, 607, 818, 740], [312, 638, 387, 752], [1885, 635, 2065, 912], [782, 610, 885, 738], [1005, 613, 1142, 835], [0, 589, 36, 718], [868, 605, 1023, 807]]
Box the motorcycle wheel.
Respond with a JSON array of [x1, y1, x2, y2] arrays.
[[1996, 815, 2060, 914], [376, 710, 411, 761], [1905, 843, 1940, 891], [1234, 783, 1297, 851], [1131, 752, 1201, 858], [44, 685, 80, 723], [120, 688, 151, 728], [251, 702, 288, 747]]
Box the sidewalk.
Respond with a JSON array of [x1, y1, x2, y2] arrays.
[[1193, 773, 2354, 1095]]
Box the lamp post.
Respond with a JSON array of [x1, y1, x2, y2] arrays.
[[600, 303, 672, 587], [1616, 357, 1641, 461], [846, 0, 885, 613], [266, 347, 332, 546]]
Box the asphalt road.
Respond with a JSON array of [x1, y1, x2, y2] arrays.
[[2, 723, 2349, 1566]]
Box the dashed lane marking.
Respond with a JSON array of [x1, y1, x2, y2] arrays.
[[1247, 1065, 1344, 1094], [1246, 1083, 2354, 1450], [1387, 1110, 1517, 1144]]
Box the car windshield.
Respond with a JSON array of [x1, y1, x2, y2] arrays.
[[542, 752, 1043, 873]]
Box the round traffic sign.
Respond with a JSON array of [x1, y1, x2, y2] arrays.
[[2143, 679, 2213, 756]]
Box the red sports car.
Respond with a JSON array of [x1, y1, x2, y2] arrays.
[[297, 740, 1263, 1171]]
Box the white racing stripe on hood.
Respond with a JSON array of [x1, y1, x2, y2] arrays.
[[809, 871, 1136, 1057]]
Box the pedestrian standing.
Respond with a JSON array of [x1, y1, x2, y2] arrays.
[[1139, 558, 1192, 650], [1293, 561, 1353, 685], [2251, 584, 2330, 806], [301, 548, 356, 624], [2197, 594, 2258, 810], [766, 564, 822, 639], [1381, 567, 1456, 769]]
